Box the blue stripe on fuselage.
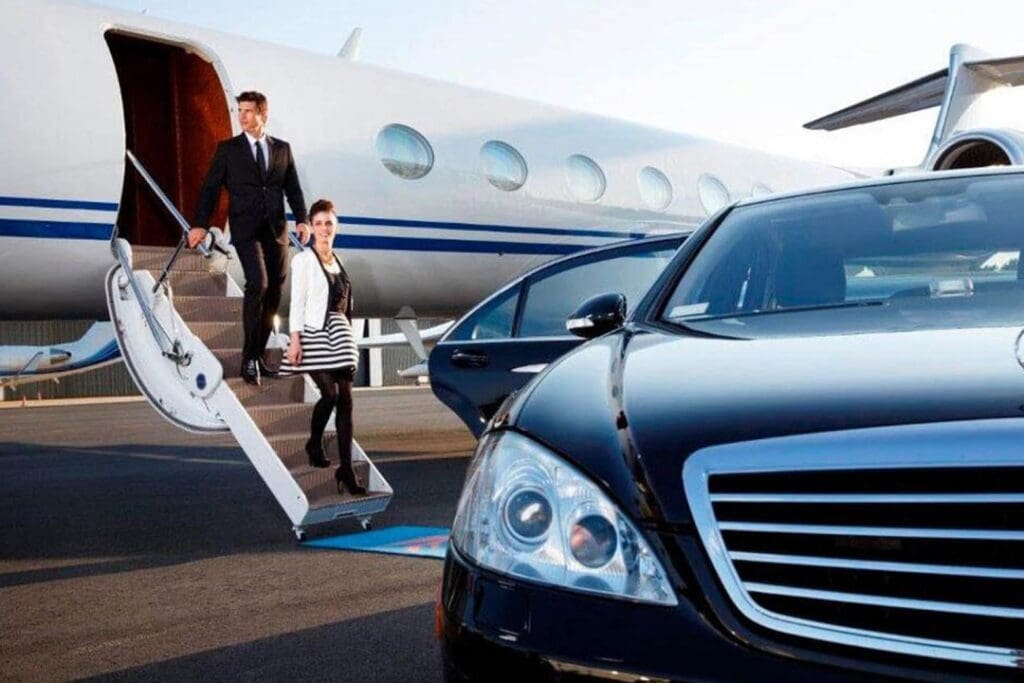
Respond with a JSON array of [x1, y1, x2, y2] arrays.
[[328, 215, 645, 240], [0, 218, 113, 240], [0, 218, 597, 255], [0, 196, 119, 211], [0, 194, 647, 240]]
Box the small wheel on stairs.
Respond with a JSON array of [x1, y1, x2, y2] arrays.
[[293, 527, 307, 542], [359, 517, 373, 531]]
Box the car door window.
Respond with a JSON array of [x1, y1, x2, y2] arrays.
[[518, 244, 679, 338], [447, 285, 520, 341]]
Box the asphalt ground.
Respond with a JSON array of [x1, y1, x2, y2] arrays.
[[0, 388, 477, 682]]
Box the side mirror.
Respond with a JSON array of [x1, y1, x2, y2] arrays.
[[566, 292, 626, 339]]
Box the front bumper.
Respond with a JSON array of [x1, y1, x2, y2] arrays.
[[441, 544, 884, 683], [440, 540, 1016, 683]]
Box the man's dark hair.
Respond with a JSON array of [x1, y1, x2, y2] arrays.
[[309, 198, 336, 220], [236, 91, 268, 116]]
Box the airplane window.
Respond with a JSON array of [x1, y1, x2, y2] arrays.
[[481, 141, 527, 191], [447, 286, 520, 341], [566, 154, 606, 202], [751, 182, 774, 197], [518, 245, 679, 337], [698, 174, 731, 215], [638, 166, 673, 210], [376, 124, 434, 179]]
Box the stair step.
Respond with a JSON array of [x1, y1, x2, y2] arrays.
[[269, 432, 346, 471], [212, 348, 244, 377], [132, 246, 210, 273], [175, 296, 243, 323], [190, 321, 244, 348], [211, 348, 283, 378], [146, 270, 226, 296], [246, 402, 316, 435], [226, 376, 305, 408], [293, 462, 382, 508]]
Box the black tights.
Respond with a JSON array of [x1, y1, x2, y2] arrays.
[[309, 369, 356, 482]]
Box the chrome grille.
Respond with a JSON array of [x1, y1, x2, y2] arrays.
[[682, 422, 1024, 669]]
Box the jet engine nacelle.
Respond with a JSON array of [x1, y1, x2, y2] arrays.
[[926, 129, 1024, 171]]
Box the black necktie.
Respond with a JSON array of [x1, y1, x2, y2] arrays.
[[255, 140, 266, 179]]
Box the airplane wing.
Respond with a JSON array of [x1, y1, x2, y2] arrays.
[[0, 322, 121, 390], [805, 54, 1024, 131], [803, 69, 949, 131], [358, 321, 452, 351]]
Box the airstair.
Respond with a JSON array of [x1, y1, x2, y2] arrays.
[[105, 152, 391, 539]]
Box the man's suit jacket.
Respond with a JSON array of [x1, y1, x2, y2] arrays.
[[193, 133, 308, 245]]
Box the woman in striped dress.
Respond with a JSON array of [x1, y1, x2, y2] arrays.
[[281, 198, 365, 495]]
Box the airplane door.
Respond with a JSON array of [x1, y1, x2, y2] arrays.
[[105, 31, 232, 246], [430, 235, 686, 436]]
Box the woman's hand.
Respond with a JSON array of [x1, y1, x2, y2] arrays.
[[287, 333, 302, 366]]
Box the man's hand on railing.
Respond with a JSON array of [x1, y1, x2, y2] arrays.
[[296, 222, 311, 245], [187, 227, 207, 249]]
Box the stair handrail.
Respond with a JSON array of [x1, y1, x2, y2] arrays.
[[124, 150, 211, 293], [110, 237, 191, 366]]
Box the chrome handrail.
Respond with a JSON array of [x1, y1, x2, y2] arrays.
[[124, 150, 210, 293], [111, 237, 191, 366]]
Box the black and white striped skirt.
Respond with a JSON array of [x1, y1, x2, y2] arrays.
[[280, 312, 359, 374]]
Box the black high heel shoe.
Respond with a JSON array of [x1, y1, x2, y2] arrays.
[[335, 465, 367, 495], [305, 438, 331, 468]]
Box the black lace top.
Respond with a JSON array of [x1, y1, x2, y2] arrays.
[[315, 254, 353, 323]]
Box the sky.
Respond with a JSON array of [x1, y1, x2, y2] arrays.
[[96, 0, 1024, 171]]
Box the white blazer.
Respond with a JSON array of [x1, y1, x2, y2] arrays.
[[288, 249, 351, 333]]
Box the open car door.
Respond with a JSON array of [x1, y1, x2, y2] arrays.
[[430, 233, 687, 436]]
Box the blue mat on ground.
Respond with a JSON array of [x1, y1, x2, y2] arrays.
[[303, 525, 450, 559]]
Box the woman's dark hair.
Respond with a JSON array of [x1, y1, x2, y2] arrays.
[[309, 198, 336, 221]]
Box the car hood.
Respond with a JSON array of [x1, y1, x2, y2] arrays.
[[510, 324, 1024, 524]]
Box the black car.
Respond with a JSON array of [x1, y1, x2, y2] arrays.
[[430, 233, 687, 436], [439, 168, 1024, 681]]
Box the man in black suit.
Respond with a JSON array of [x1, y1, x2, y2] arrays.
[[188, 91, 310, 385]]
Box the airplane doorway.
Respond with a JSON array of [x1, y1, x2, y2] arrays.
[[106, 32, 231, 246]]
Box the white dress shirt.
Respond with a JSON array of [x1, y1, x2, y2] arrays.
[[243, 131, 269, 172]]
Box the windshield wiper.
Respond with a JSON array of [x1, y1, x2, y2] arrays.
[[670, 299, 888, 323]]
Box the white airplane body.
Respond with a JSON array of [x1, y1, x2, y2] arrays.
[[0, 0, 852, 327], [9, 4, 1024, 391], [7, 2, 1024, 536]]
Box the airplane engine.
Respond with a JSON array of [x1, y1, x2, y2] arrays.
[[926, 129, 1024, 171]]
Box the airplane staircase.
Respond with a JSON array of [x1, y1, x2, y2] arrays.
[[104, 152, 390, 539], [107, 241, 392, 538]]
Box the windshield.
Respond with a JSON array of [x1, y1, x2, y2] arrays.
[[661, 173, 1024, 338]]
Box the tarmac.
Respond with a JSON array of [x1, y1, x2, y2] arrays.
[[0, 387, 477, 682]]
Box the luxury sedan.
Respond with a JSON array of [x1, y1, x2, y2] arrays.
[[438, 168, 1024, 681]]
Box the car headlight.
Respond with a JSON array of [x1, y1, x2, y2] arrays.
[[451, 430, 677, 606]]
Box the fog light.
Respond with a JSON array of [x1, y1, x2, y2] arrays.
[[570, 515, 617, 568]]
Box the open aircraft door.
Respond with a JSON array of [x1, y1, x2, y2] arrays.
[[106, 153, 391, 538]]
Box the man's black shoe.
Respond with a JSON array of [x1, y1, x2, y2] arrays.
[[257, 359, 279, 379], [241, 358, 260, 386]]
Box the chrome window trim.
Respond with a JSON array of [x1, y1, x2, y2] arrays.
[[682, 419, 1024, 669]]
